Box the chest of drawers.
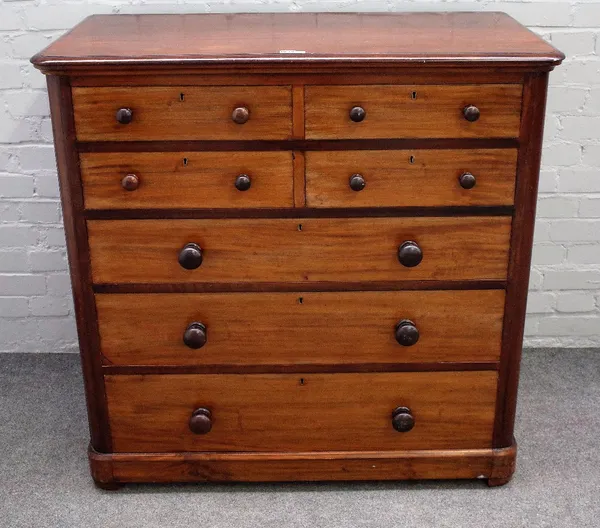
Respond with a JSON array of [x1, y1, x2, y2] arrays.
[[32, 12, 563, 488]]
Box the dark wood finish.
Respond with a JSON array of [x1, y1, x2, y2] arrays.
[[80, 151, 293, 210], [46, 76, 112, 452], [88, 442, 517, 484], [77, 138, 520, 153], [93, 279, 507, 294], [305, 85, 522, 139], [189, 408, 213, 434], [103, 362, 500, 375], [105, 371, 497, 452], [493, 73, 550, 449], [34, 13, 560, 485], [306, 149, 517, 208], [72, 86, 293, 141], [95, 290, 504, 366], [87, 217, 511, 284], [31, 13, 563, 74]]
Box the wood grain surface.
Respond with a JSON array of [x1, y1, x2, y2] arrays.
[[80, 151, 293, 209], [305, 85, 522, 139], [306, 149, 517, 207], [72, 86, 292, 141], [105, 371, 497, 452], [87, 216, 512, 284], [95, 290, 504, 366]]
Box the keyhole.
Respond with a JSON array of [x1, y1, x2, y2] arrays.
[[299, 378, 305, 386], [180, 93, 185, 102], [411, 91, 417, 100], [298, 297, 303, 304], [298, 224, 303, 231], [409, 155, 415, 164], [183, 157, 188, 166]]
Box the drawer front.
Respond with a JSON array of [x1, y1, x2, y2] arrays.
[[96, 290, 504, 366], [305, 84, 522, 139], [306, 149, 517, 208], [80, 152, 293, 210], [105, 371, 497, 452], [87, 217, 511, 284], [72, 86, 292, 141]]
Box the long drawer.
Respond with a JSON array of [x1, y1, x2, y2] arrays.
[[305, 149, 517, 207], [305, 84, 522, 139], [87, 217, 511, 284], [96, 290, 504, 366], [72, 86, 293, 141], [105, 371, 498, 452], [80, 151, 294, 210]]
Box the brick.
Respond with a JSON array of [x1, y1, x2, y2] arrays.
[[560, 117, 600, 141], [546, 86, 588, 114], [0, 225, 38, 247], [34, 174, 60, 198], [3, 91, 50, 118], [24, 5, 112, 30], [489, 3, 571, 27], [572, 3, 600, 27], [21, 63, 46, 90], [557, 168, 600, 193], [35, 317, 78, 347], [543, 270, 600, 290], [0, 250, 28, 272], [0, 112, 34, 143], [0, 6, 24, 30], [579, 198, 600, 217], [20, 201, 61, 224], [28, 250, 66, 272], [537, 316, 600, 336], [29, 296, 69, 316], [0, 274, 46, 295], [538, 169, 558, 193], [41, 227, 66, 246], [550, 31, 596, 57], [540, 143, 581, 167], [526, 292, 555, 314], [568, 245, 600, 265], [582, 145, 600, 167], [556, 292, 597, 313], [0, 203, 20, 222], [523, 315, 540, 336], [549, 220, 600, 242], [46, 273, 71, 296], [536, 196, 579, 218], [582, 88, 600, 116], [0, 175, 34, 198], [533, 220, 551, 243], [558, 60, 600, 86], [10, 32, 55, 60], [530, 268, 543, 290], [14, 145, 56, 171], [0, 62, 25, 89], [531, 244, 565, 265], [39, 118, 54, 142], [0, 297, 29, 317]]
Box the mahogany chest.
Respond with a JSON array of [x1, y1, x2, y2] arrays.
[[32, 12, 563, 488]]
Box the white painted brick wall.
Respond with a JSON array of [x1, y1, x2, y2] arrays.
[[0, 0, 599, 352]]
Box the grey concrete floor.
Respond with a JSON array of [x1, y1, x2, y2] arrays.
[[0, 349, 599, 528]]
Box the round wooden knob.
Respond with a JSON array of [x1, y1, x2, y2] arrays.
[[235, 174, 251, 191], [232, 106, 250, 124], [349, 174, 366, 192], [459, 172, 476, 189], [392, 407, 415, 433], [463, 105, 480, 122], [189, 408, 212, 435], [397, 241, 423, 267], [183, 322, 207, 349], [178, 243, 203, 270], [395, 319, 419, 346], [349, 106, 366, 123], [116, 107, 133, 124], [121, 173, 139, 191]]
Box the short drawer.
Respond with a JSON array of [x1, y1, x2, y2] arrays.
[[105, 371, 497, 452], [305, 84, 522, 139], [72, 86, 292, 141], [87, 217, 511, 284], [80, 151, 293, 209], [306, 149, 517, 208], [96, 290, 504, 366]]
